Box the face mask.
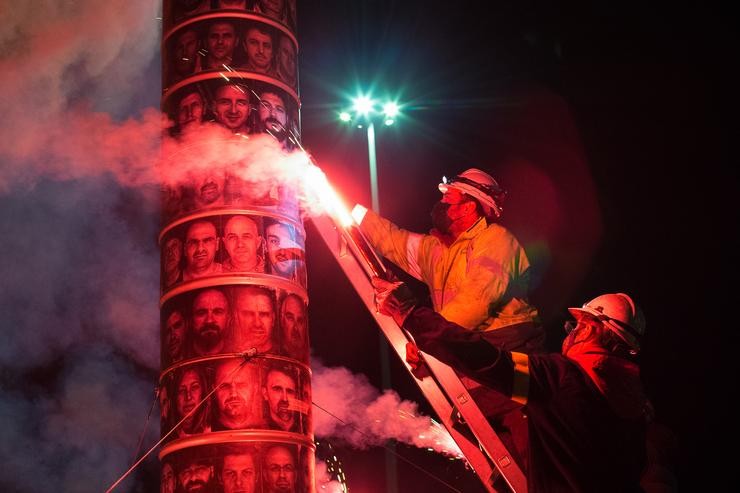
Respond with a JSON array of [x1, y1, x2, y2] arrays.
[[430, 201, 453, 233]]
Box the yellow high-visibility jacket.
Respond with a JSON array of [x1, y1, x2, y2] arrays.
[[360, 210, 539, 332]]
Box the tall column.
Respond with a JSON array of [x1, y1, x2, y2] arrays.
[[159, 1, 313, 492]]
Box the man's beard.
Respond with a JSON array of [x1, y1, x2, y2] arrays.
[[185, 479, 208, 493], [196, 323, 221, 350], [273, 259, 294, 276], [274, 479, 292, 492], [277, 400, 293, 421], [168, 339, 182, 359], [262, 118, 287, 141], [223, 396, 247, 418], [430, 201, 453, 233]]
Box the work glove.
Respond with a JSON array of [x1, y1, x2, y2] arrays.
[[372, 277, 431, 379], [405, 341, 431, 379], [371, 276, 416, 326]]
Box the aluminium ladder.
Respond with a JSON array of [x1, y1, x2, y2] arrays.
[[311, 214, 527, 493]]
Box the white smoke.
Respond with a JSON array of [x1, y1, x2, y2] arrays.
[[158, 126, 339, 219], [311, 359, 463, 458]]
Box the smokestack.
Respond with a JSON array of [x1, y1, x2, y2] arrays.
[[158, 2, 313, 492]]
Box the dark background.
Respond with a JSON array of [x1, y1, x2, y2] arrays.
[[296, 1, 734, 491]]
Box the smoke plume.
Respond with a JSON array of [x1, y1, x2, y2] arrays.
[[0, 1, 165, 490], [311, 359, 463, 458]]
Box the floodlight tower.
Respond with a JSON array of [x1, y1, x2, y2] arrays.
[[338, 92, 402, 493], [339, 94, 401, 213]]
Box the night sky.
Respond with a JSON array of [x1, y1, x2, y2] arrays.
[[0, 1, 733, 492]]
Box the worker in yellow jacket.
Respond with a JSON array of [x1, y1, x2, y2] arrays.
[[352, 167, 543, 352], [352, 167, 544, 472]]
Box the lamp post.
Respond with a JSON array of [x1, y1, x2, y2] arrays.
[[339, 94, 401, 493], [339, 95, 400, 213]]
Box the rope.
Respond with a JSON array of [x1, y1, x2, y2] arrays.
[[104, 350, 256, 492], [130, 386, 159, 463]]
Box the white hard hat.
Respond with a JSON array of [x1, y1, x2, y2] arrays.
[[438, 168, 506, 218], [568, 293, 646, 351]]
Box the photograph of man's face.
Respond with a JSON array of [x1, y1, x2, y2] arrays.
[[214, 359, 260, 429], [263, 445, 296, 493], [262, 367, 298, 431], [266, 222, 301, 278], [165, 309, 187, 362], [177, 90, 204, 133], [233, 286, 275, 353], [205, 21, 237, 69], [175, 368, 205, 433], [280, 294, 307, 360], [244, 27, 273, 73], [191, 288, 229, 355], [163, 236, 183, 287], [173, 29, 199, 78], [178, 458, 214, 493], [258, 92, 288, 140], [221, 451, 257, 493], [276, 36, 296, 85], [185, 221, 219, 275], [222, 215, 262, 272], [213, 84, 251, 133]]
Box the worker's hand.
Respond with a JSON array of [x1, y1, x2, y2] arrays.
[[371, 276, 417, 326], [406, 341, 430, 379]]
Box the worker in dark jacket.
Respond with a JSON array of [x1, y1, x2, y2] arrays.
[[373, 277, 650, 492]]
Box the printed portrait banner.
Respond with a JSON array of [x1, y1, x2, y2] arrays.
[[160, 214, 307, 293], [159, 356, 312, 443], [161, 282, 310, 366], [163, 77, 300, 151], [164, 16, 298, 92], [160, 438, 315, 493]]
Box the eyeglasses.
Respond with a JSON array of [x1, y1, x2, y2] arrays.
[[259, 100, 286, 115], [563, 318, 602, 334], [565, 314, 642, 342]]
